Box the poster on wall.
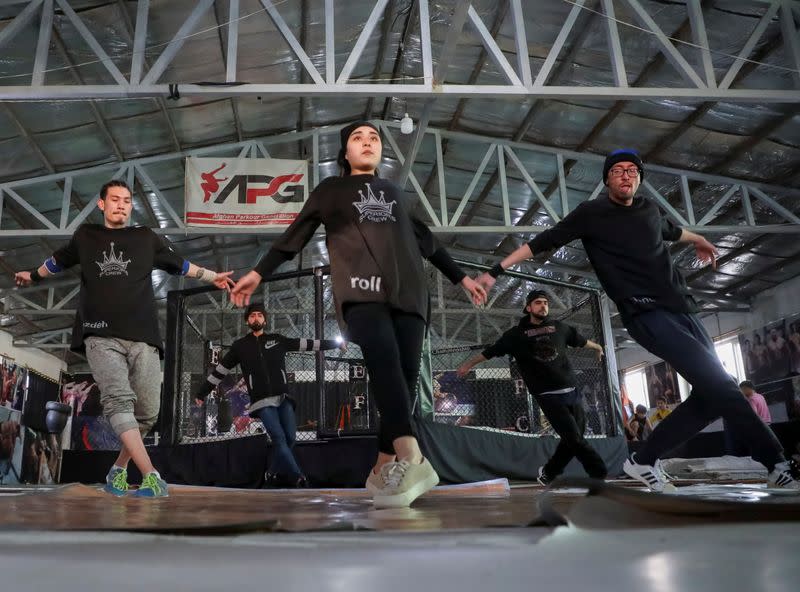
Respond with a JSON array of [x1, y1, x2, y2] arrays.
[[61, 374, 120, 451], [738, 313, 800, 420], [0, 406, 23, 485], [1, 359, 26, 411], [739, 318, 798, 384], [645, 361, 680, 407], [19, 427, 60, 485], [185, 157, 308, 228]]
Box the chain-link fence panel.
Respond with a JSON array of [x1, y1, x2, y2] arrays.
[[167, 271, 322, 444], [164, 261, 620, 445], [426, 263, 618, 440]]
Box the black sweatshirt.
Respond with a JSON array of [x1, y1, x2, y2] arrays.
[[51, 224, 186, 355], [254, 175, 466, 331], [527, 195, 696, 318], [197, 332, 339, 414], [483, 317, 587, 401]]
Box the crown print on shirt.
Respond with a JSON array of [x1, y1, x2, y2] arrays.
[[96, 242, 131, 277], [352, 183, 396, 223]]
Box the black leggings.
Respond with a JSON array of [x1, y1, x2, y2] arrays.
[[344, 303, 426, 454]]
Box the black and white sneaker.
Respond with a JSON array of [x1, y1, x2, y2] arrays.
[[767, 460, 800, 490], [623, 457, 676, 493], [537, 466, 552, 486]]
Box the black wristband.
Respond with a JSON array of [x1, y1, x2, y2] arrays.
[[29, 268, 42, 282], [488, 263, 504, 279]]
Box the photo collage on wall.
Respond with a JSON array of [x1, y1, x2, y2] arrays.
[[739, 313, 800, 419]]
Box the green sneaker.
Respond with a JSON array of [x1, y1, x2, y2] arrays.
[[103, 466, 129, 496], [133, 472, 169, 498]]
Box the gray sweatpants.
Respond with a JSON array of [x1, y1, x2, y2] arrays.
[[84, 336, 162, 437]]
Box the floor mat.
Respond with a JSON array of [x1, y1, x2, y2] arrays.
[[0, 479, 536, 534], [538, 477, 800, 528]]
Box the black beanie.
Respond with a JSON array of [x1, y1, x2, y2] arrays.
[[244, 302, 266, 320], [337, 121, 381, 174], [523, 289, 548, 313], [603, 149, 644, 185]]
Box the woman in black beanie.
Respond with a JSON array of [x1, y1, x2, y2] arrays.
[[232, 121, 486, 507]]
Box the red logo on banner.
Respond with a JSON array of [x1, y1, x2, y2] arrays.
[[200, 163, 228, 202]]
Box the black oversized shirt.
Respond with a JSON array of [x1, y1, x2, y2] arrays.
[[52, 224, 185, 355], [527, 195, 695, 318], [483, 317, 587, 401], [255, 175, 466, 330]]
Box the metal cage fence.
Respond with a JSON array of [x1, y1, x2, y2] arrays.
[[162, 261, 622, 445]]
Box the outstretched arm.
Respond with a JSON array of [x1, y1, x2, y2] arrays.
[[15, 255, 69, 287], [475, 244, 534, 292], [412, 216, 486, 306], [677, 229, 718, 269], [195, 348, 239, 404], [285, 337, 344, 352], [184, 262, 235, 291], [457, 353, 487, 378]]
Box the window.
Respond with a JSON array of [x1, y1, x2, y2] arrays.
[[623, 367, 649, 409], [714, 336, 746, 383]]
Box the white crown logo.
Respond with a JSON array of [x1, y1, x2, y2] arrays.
[[352, 183, 396, 223], [96, 242, 131, 277]]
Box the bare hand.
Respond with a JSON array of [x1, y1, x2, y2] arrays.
[[213, 270, 236, 291], [694, 237, 718, 269], [461, 276, 487, 306], [456, 364, 470, 378], [475, 271, 496, 293], [339, 342, 348, 352], [594, 347, 605, 362], [230, 270, 262, 307], [14, 271, 32, 287], [195, 398, 204, 406]]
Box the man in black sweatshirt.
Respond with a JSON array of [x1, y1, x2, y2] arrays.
[[477, 149, 799, 491], [196, 302, 342, 487], [457, 290, 607, 484]]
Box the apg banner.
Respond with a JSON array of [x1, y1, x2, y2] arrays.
[[185, 157, 308, 227]]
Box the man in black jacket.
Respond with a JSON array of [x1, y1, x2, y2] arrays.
[[457, 290, 607, 484], [477, 149, 799, 491], [196, 303, 342, 487]]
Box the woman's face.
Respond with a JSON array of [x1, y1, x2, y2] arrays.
[[345, 126, 382, 173]]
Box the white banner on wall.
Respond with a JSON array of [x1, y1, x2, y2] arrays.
[[185, 157, 308, 227]]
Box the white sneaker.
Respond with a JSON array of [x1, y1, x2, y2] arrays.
[[623, 458, 676, 493], [372, 458, 440, 508], [767, 461, 800, 490], [365, 465, 387, 495]]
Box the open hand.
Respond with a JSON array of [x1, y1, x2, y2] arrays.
[[693, 237, 719, 269], [14, 271, 32, 287], [461, 276, 487, 306], [475, 271, 496, 293], [230, 270, 262, 307], [213, 270, 236, 291]]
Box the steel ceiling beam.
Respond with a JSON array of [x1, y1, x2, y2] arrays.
[[2, 1, 799, 102]]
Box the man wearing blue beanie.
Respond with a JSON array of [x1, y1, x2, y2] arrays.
[[477, 149, 799, 492]]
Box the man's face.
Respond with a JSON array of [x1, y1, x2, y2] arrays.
[[606, 160, 641, 202], [97, 187, 133, 228], [740, 386, 754, 398], [526, 297, 549, 319], [656, 399, 666, 410], [247, 311, 265, 331], [345, 126, 382, 172]]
